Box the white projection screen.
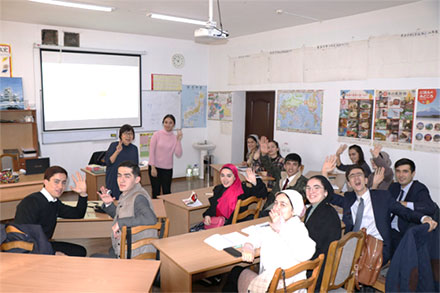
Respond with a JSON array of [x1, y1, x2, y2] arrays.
[[40, 49, 141, 131]]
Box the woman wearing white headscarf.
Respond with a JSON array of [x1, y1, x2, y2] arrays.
[[223, 190, 316, 293]]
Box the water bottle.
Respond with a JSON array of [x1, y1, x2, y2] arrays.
[[186, 165, 193, 180], [192, 164, 199, 178]]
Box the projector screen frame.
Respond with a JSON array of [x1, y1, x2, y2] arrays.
[[39, 47, 143, 132]]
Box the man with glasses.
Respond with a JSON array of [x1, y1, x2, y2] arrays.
[[330, 165, 437, 263], [14, 166, 88, 256]]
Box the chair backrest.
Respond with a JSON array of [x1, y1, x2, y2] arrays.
[[231, 196, 263, 224], [268, 254, 325, 293], [120, 217, 169, 260], [0, 153, 19, 171], [320, 230, 365, 292]]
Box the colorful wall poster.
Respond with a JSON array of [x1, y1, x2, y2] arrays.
[[0, 77, 24, 109], [139, 132, 154, 158], [414, 89, 440, 152], [277, 90, 323, 134], [373, 89, 416, 149], [151, 74, 182, 91], [208, 92, 233, 121], [338, 90, 374, 143], [0, 44, 12, 77], [181, 85, 207, 128]]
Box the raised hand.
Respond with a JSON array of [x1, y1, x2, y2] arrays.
[[116, 140, 123, 153], [322, 155, 337, 176], [259, 136, 269, 155], [336, 144, 347, 156], [176, 129, 183, 141], [269, 209, 285, 233], [244, 168, 257, 186], [371, 167, 385, 189], [241, 242, 255, 262], [70, 172, 87, 197], [370, 144, 382, 158], [98, 186, 115, 205]]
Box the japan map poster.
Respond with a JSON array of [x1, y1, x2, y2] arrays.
[[414, 89, 440, 152], [372, 89, 416, 150], [338, 90, 374, 144]]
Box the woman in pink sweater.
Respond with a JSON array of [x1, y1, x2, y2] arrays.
[[148, 114, 183, 198]]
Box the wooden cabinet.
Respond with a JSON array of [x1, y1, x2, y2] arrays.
[[0, 109, 39, 169]]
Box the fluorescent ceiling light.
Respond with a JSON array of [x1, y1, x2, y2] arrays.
[[29, 0, 114, 12], [148, 13, 208, 26]]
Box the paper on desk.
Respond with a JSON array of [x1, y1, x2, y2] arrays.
[[185, 199, 203, 207], [241, 222, 270, 235], [204, 232, 248, 251]]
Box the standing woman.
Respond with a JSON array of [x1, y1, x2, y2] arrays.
[[335, 144, 371, 177], [148, 114, 182, 198], [105, 124, 138, 200], [304, 175, 341, 291]]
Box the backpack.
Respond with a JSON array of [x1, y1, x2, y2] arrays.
[[0, 224, 54, 255]]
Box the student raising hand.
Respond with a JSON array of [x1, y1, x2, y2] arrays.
[[259, 136, 269, 156], [244, 168, 257, 186], [98, 186, 115, 205], [70, 172, 87, 197]]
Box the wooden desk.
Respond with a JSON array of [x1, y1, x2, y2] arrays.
[[81, 166, 149, 200], [304, 170, 346, 191], [158, 187, 212, 236], [211, 164, 275, 187], [153, 217, 267, 292], [0, 173, 44, 220], [0, 252, 159, 292], [53, 199, 166, 239]]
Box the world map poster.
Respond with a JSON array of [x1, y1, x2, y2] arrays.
[[181, 84, 207, 128], [276, 90, 323, 134], [208, 92, 233, 121]]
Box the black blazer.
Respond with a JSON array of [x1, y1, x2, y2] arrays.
[[388, 180, 437, 234], [330, 189, 423, 263]]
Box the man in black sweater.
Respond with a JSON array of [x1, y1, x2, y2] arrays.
[[14, 166, 88, 256]]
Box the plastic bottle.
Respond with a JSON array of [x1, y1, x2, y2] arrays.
[[192, 164, 199, 178], [186, 165, 192, 179]]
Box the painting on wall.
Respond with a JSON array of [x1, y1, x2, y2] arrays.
[[0, 77, 24, 110]]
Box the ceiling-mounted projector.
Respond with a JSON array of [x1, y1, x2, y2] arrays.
[[194, 25, 229, 44]]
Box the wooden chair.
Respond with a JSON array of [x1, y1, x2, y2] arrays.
[[120, 217, 169, 259], [319, 230, 365, 292], [231, 196, 263, 224], [0, 153, 19, 171], [268, 254, 325, 293]]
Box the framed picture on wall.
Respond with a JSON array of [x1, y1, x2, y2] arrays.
[[0, 77, 24, 110]]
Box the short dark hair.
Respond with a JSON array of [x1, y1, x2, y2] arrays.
[[349, 144, 366, 165], [345, 165, 366, 180], [118, 161, 140, 177], [162, 114, 176, 125], [394, 158, 416, 172], [119, 124, 135, 139], [44, 166, 68, 181], [284, 153, 302, 166]]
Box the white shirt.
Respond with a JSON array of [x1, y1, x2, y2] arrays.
[[391, 181, 414, 231], [351, 189, 383, 241], [40, 187, 57, 202]]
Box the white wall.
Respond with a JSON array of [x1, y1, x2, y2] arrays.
[[1, 20, 210, 179], [208, 0, 440, 204]]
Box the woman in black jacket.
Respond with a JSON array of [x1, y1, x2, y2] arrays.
[[304, 175, 342, 291]]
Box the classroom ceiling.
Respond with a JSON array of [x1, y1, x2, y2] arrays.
[[1, 0, 420, 41]]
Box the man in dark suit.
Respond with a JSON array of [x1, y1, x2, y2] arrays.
[[388, 158, 437, 251], [330, 165, 437, 264]]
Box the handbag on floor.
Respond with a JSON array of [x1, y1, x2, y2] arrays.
[[204, 216, 225, 229]]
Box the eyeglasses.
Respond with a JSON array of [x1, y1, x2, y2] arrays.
[[122, 132, 133, 137], [348, 172, 364, 179], [305, 185, 324, 192]]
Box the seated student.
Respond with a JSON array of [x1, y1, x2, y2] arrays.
[[328, 164, 437, 264], [223, 190, 316, 292], [388, 158, 437, 252], [242, 134, 260, 170], [14, 166, 88, 256], [97, 161, 157, 258], [367, 145, 394, 190], [335, 144, 372, 177], [261, 153, 308, 215], [203, 164, 267, 226], [257, 136, 284, 189], [304, 175, 341, 291]]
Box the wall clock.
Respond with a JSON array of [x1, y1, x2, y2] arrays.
[[171, 53, 185, 69]]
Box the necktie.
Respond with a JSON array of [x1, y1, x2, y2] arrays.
[[282, 178, 289, 190], [391, 189, 404, 223], [353, 198, 364, 232]]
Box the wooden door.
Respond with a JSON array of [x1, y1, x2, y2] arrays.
[[244, 91, 275, 159]]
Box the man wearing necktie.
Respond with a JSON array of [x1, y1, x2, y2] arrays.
[[14, 166, 88, 256], [388, 158, 437, 253], [330, 165, 437, 264]]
